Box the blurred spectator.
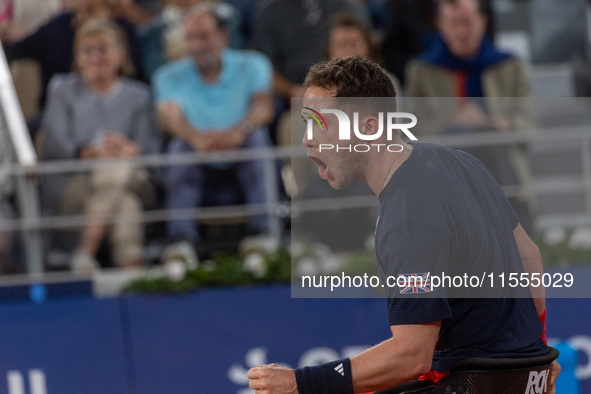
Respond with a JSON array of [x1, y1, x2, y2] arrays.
[[154, 3, 273, 263], [381, 0, 494, 86], [0, 0, 67, 120], [325, 12, 372, 59], [41, 20, 161, 272], [324, 12, 400, 92], [141, 0, 243, 81], [406, 0, 535, 233], [3, 0, 143, 111], [277, 12, 391, 200], [0, 0, 67, 39], [253, 0, 367, 101], [0, 128, 15, 274]]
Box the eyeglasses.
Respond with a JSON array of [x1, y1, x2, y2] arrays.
[[78, 44, 115, 57]]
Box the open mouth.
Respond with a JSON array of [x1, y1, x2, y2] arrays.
[[308, 155, 329, 180]]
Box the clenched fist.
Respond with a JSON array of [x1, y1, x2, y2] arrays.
[[247, 364, 298, 394]]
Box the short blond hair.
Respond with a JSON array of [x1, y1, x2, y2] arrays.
[[74, 19, 134, 76]]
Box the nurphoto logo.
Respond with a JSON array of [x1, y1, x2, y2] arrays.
[[304, 108, 418, 153]]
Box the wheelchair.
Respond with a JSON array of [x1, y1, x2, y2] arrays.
[[375, 347, 559, 394]]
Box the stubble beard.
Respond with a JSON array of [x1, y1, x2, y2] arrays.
[[329, 149, 369, 190]]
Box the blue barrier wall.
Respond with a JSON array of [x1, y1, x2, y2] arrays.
[[547, 298, 590, 394], [0, 297, 129, 394], [0, 286, 588, 394], [127, 286, 391, 393]]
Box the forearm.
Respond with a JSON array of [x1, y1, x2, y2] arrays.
[[161, 115, 199, 143], [514, 224, 545, 314], [233, 93, 273, 135], [253, 323, 439, 394], [521, 250, 546, 315], [350, 337, 432, 392], [239, 93, 273, 131]]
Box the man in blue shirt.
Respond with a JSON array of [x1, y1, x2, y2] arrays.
[[247, 56, 560, 393], [153, 3, 273, 261]]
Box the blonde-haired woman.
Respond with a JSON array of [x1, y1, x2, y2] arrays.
[[41, 19, 161, 272]]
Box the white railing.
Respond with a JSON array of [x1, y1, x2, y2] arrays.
[[0, 123, 590, 274], [0, 44, 43, 274], [0, 125, 589, 229]]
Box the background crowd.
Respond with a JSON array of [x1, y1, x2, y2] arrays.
[[0, 0, 583, 274]]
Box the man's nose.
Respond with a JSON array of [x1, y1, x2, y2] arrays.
[[302, 131, 314, 148]]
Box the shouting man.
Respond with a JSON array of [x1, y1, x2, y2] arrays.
[[248, 56, 560, 394]]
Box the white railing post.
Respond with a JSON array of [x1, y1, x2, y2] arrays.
[[0, 44, 43, 274], [263, 151, 282, 243]]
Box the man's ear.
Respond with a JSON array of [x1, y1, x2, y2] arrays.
[[360, 116, 380, 136]]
